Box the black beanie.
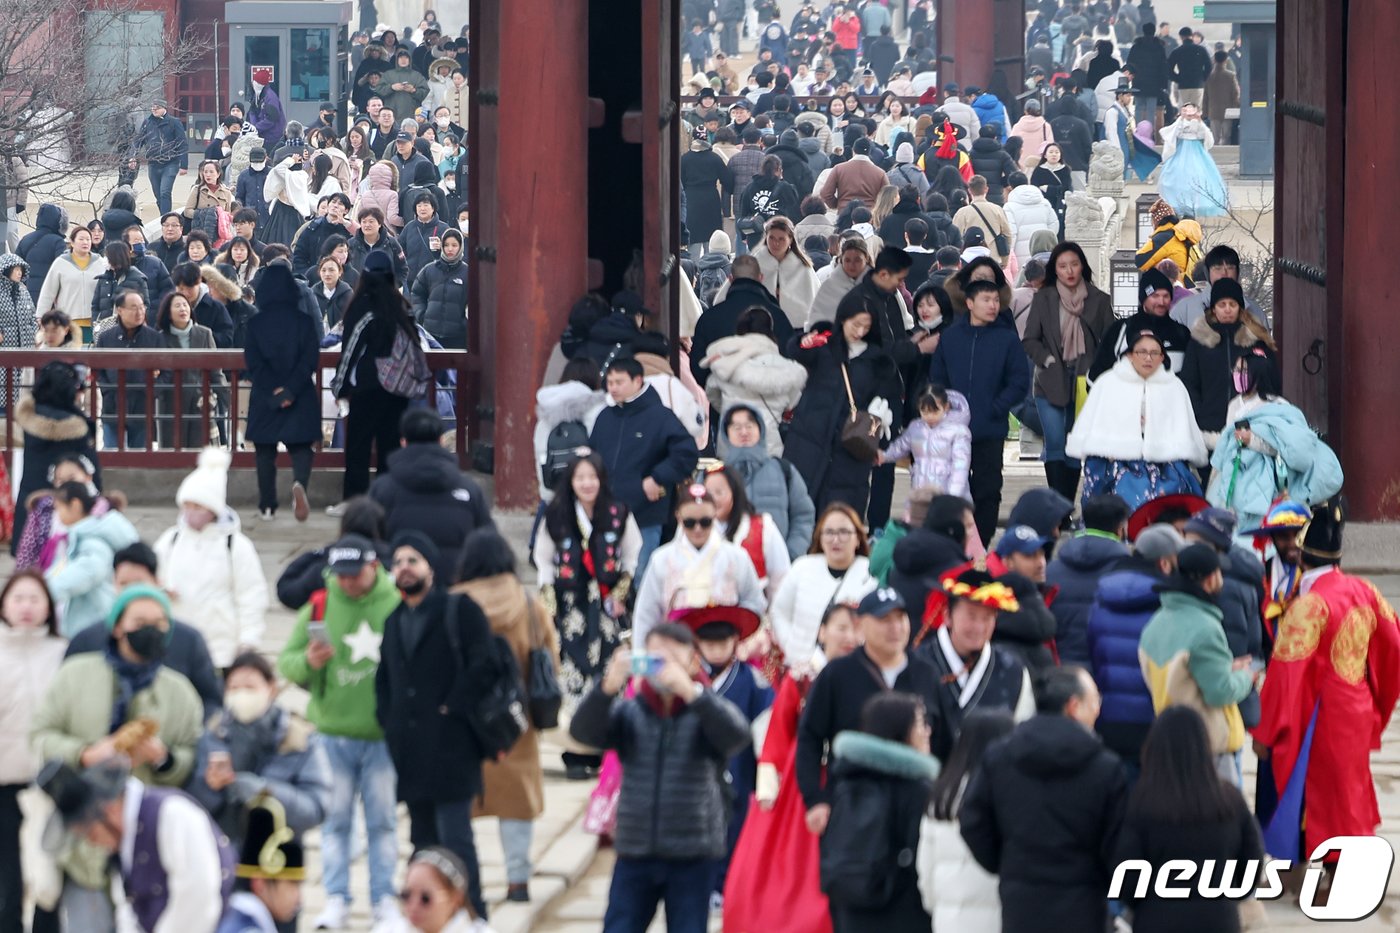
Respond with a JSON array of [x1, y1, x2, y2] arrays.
[[1138, 268, 1173, 307], [1209, 277, 1245, 310]]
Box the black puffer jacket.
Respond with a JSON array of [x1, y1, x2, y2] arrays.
[[570, 682, 751, 860], [991, 572, 1058, 671], [16, 204, 68, 302], [409, 255, 468, 349], [960, 713, 1128, 933], [347, 231, 409, 286], [368, 442, 495, 581], [967, 137, 1018, 204], [90, 267, 150, 325], [887, 529, 967, 639], [1178, 312, 1277, 434], [1219, 543, 1265, 726]]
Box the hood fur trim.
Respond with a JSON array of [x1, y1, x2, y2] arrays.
[[832, 731, 941, 782], [704, 334, 808, 398], [535, 381, 605, 426], [634, 352, 674, 378], [1190, 309, 1275, 351], [14, 396, 89, 442], [199, 264, 243, 302]]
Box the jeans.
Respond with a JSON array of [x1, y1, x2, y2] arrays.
[[342, 388, 409, 500], [102, 394, 150, 450], [147, 160, 181, 216], [602, 857, 718, 933], [1033, 397, 1078, 467], [255, 442, 314, 512], [60, 882, 113, 933], [719, 21, 739, 55], [406, 798, 487, 919], [968, 438, 1006, 547], [635, 524, 663, 588], [1136, 95, 1159, 129], [1217, 751, 1243, 788], [319, 735, 399, 907], [499, 818, 533, 884]]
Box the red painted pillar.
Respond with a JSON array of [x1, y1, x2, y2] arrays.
[[935, 0, 1025, 94], [471, 0, 589, 509], [1339, 0, 1400, 519]]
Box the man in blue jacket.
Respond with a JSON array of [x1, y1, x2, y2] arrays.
[[928, 280, 1029, 546], [588, 357, 700, 581], [1047, 494, 1131, 664]]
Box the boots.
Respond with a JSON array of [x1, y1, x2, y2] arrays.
[[1058, 464, 1082, 504]]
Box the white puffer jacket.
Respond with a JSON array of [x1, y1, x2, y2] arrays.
[[153, 509, 268, 668], [701, 332, 807, 456], [917, 810, 1001, 931], [768, 554, 876, 662], [0, 625, 67, 785], [1003, 184, 1060, 269]]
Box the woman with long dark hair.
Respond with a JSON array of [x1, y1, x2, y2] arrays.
[[1113, 706, 1264, 933], [532, 452, 641, 778], [155, 290, 227, 450], [89, 242, 149, 331], [308, 152, 343, 199], [12, 362, 99, 555], [918, 709, 1013, 930], [703, 464, 790, 601], [328, 252, 419, 508]]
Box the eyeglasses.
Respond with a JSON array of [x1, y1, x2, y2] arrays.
[[1132, 350, 1163, 359], [398, 888, 438, 907], [682, 517, 714, 530], [821, 528, 856, 539]]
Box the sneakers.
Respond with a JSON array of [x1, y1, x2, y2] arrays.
[[292, 482, 310, 522], [313, 896, 348, 930], [326, 502, 347, 517], [371, 898, 402, 932], [258, 508, 276, 522]]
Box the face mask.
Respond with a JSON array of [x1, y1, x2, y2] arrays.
[[132, 242, 145, 257], [251, 161, 266, 171], [436, 117, 449, 127], [1232, 371, 1251, 394], [225, 687, 274, 724], [125, 625, 167, 662]]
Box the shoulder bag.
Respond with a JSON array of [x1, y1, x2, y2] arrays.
[[970, 201, 1011, 258], [524, 597, 563, 730], [839, 363, 882, 463], [444, 594, 529, 758]]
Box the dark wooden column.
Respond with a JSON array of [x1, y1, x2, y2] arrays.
[[469, 0, 589, 509]]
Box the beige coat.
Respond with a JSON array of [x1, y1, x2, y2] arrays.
[[456, 574, 559, 821]]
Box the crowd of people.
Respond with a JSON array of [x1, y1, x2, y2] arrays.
[[0, 4, 1389, 933]]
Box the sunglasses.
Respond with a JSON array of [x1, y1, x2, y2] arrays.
[[681, 517, 714, 530], [399, 887, 439, 907]]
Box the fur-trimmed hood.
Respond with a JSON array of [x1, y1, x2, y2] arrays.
[[703, 332, 808, 399], [14, 395, 88, 442], [1189, 310, 1275, 352], [199, 263, 243, 303], [634, 351, 675, 378], [832, 730, 941, 782], [535, 380, 605, 428]]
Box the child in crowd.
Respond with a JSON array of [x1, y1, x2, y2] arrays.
[[878, 384, 972, 500]]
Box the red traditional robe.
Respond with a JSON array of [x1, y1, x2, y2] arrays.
[[1253, 567, 1400, 856], [724, 674, 832, 933]]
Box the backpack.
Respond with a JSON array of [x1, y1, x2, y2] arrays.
[[819, 776, 902, 910], [445, 594, 529, 758], [375, 326, 433, 399], [694, 262, 729, 308], [542, 420, 589, 493]]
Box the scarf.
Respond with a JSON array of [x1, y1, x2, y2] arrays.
[[1056, 279, 1088, 363], [170, 321, 194, 348], [104, 639, 162, 734], [220, 706, 285, 775]]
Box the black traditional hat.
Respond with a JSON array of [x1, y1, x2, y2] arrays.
[[1301, 496, 1345, 565], [236, 797, 305, 882], [36, 759, 128, 851]]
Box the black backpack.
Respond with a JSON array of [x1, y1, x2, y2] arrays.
[[542, 420, 590, 493], [444, 595, 528, 759], [819, 775, 902, 910], [694, 262, 730, 309]]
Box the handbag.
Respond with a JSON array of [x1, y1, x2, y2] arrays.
[[445, 594, 529, 758], [524, 597, 563, 730], [839, 363, 882, 462], [375, 326, 433, 399], [970, 201, 1011, 258]]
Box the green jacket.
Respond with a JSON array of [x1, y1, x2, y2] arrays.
[[278, 569, 401, 741], [29, 653, 203, 888], [1138, 588, 1253, 753], [379, 66, 429, 121], [869, 519, 910, 585]]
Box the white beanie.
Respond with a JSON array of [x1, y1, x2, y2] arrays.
[[896, 142, 915, 164], [707, 230, 733, 256], [176, 447, 231, 515]]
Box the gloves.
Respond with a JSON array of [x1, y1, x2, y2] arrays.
[[799, 330, 830, 350], [228, 773, 269, 804], [867, 397, 892, 441]]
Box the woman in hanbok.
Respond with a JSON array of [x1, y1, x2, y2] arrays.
[[1159, 103, 1229, 218], [1206, 352, 1343, 534], [723, 604, 861, 933], [533, 452, 641, 779], [1067, 329, 1208, 511]]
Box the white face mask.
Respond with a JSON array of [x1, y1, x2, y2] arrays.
[[225, 687, 274, 724], [436, 117, 449, 127], [251, 161, 266, 171]]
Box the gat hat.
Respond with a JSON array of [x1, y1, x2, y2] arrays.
[[37, 759, 130, 849], [1209, 277, 1245, 309], [176, 447, 231, 515], [327, 534, 377, 574], [995, 524, 1052, 558], [395, 131, 413, 142], [1185, 507, 1238, 552], [858, 587, 908, 618], [390, 530, 441, 572], [1300, 496, 1345, 565], [1139, 268, 1173, 305], [1176, 543, 1222, 580], [237, 797, 306, 881], [670, 605, 762, 641], [1242, 500, 1312, 538], [1114, 81, 1140, 95], [944, 569, 1020, 611], [1135, 524, 1188, 561], [1126, 493, 1209, 541], [363, 249, 395, 278]]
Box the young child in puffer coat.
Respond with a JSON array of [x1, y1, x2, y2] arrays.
[[877, 384, 972, 499]]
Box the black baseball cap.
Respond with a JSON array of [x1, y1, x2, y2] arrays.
[[327, 535, 377, 574]]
